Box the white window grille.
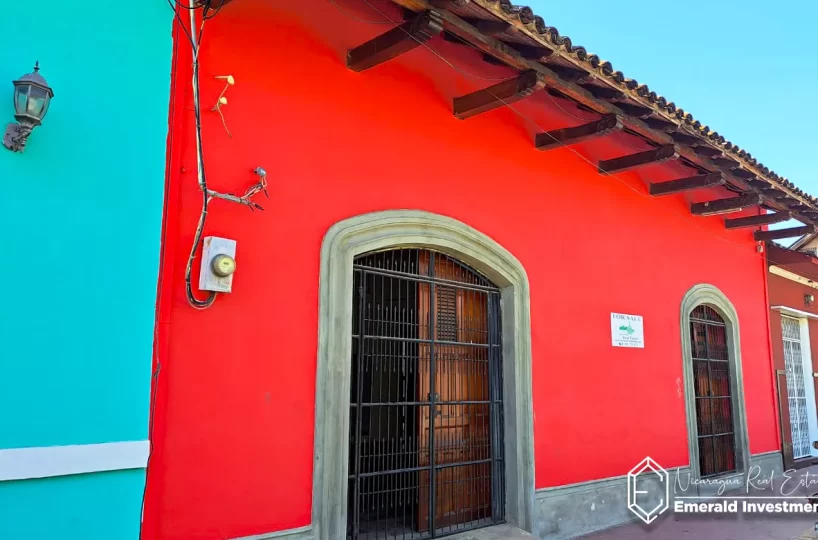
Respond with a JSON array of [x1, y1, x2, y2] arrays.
[[782, 316, 812, 459]]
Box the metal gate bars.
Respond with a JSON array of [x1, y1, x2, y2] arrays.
[[782, 316, 811, 459], [348, 248, 505, 540], [689, 305, 737, 477]]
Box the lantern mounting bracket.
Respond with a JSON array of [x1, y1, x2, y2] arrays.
[[3, 124, 33, 153]]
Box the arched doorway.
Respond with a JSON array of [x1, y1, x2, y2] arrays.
[[313, 211, 534, 540], [348, 248, 505, 539], [680, 284, 749, 482]]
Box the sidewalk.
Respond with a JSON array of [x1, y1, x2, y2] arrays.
[[582, 513, 816, 540], [582, 465, 818, 540]]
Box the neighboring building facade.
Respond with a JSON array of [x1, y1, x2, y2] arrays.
[[767, 243, 818, 469], [0, 3, 172, 539], [142, 1, 818, 540], [791, 233, 818, 256]]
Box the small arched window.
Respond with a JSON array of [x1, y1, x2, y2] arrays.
[[689, 304, 736, 477]]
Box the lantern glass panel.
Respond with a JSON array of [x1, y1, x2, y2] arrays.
[[14, 85, 29, 116], [40, 91, 51, 119], [27, 86, 49, 119]]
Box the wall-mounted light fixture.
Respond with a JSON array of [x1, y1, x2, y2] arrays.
[[806, 293, 815, 307], [3, 62, 54, 153]]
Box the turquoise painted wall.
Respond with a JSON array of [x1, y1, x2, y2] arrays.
[[0, 470, 146, 539], [0, 1, 171, 538], [0, 5, 170, 446]]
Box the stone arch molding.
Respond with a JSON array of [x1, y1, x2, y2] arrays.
[[312, 210, 535, 540], [680, 284, 750, 482]]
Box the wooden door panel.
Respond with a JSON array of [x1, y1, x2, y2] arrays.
[[417, 251, 491, 531], [776, 369, 796, 470]]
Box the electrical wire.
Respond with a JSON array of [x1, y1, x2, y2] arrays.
[[185, 4, 218, 309], [327, 0, 394, 24], [138, 3, 818, 533], [203, 0, 227, 20], [333, 0, 813, 275], [169, 0, 818, 307], [166, 0, 218, 309], [167, 0, 196, 49], [171, 0, 817, 287], [172, 0, 268, 309]]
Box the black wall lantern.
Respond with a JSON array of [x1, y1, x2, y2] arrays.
[[3, 62, 54, 153]]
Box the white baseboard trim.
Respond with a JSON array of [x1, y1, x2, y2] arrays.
[[0, 440, 150, 481]]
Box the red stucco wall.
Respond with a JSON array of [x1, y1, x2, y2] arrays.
[[768, 273, 818, 320], [768, 272, 818, 427], [143, 1, 780, 538]]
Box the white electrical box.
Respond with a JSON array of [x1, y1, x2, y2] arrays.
[[199, 236, 237, 293]]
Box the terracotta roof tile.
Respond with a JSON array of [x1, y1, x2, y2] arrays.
[[472, 0, 817, 208]]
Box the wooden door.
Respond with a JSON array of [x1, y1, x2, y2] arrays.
[[416, 252, 492, 531], [776, 368, 797, 471]]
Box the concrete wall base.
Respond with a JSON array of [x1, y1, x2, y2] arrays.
[[533, 451, 783, 539], [231, 453, 783, 540]]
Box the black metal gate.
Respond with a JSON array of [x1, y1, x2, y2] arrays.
[[348, 248, 505, 540], [689, 305, 736, 477]]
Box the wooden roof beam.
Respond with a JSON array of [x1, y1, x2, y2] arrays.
[[445, 38, 550, 64], [732, 168, 756, 180], [712, 156, 740, 168], [442, 31, 468, 45], [535, 115, 623, 151], [724, 212, 791, 230], [509, 44, 553, 61], [643, 117, 678, 132], [670, 131, 700, 145], [691, 193, 763, 216], [755, 225, 818, 241], [460, 0, 817, 218], [481, 53, 506, 65], [454, 70, 545, 119], [580, 83, 624, 101], [693, 145, 723, 158], [598, 145, 678, 174], [443, 29, 553, 64], [614, 101, 654, 119], [347, 11, 442, 72], [547, 64, 590, 84], [386, 1, 815, 222], [482, 45, 552, 65], [461, 17, 512, 36], [649, 172, 725, 196]]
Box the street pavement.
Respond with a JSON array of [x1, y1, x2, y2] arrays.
[[583, 465, 818, 540]]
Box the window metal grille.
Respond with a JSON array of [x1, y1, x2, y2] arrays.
[[782, 316, 811, 459], [690, 305, 736, 477], [348, 249, 505, 540]]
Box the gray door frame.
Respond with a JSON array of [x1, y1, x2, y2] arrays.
[[312, 210, 535, 540], [680, 284, 750, 483]]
